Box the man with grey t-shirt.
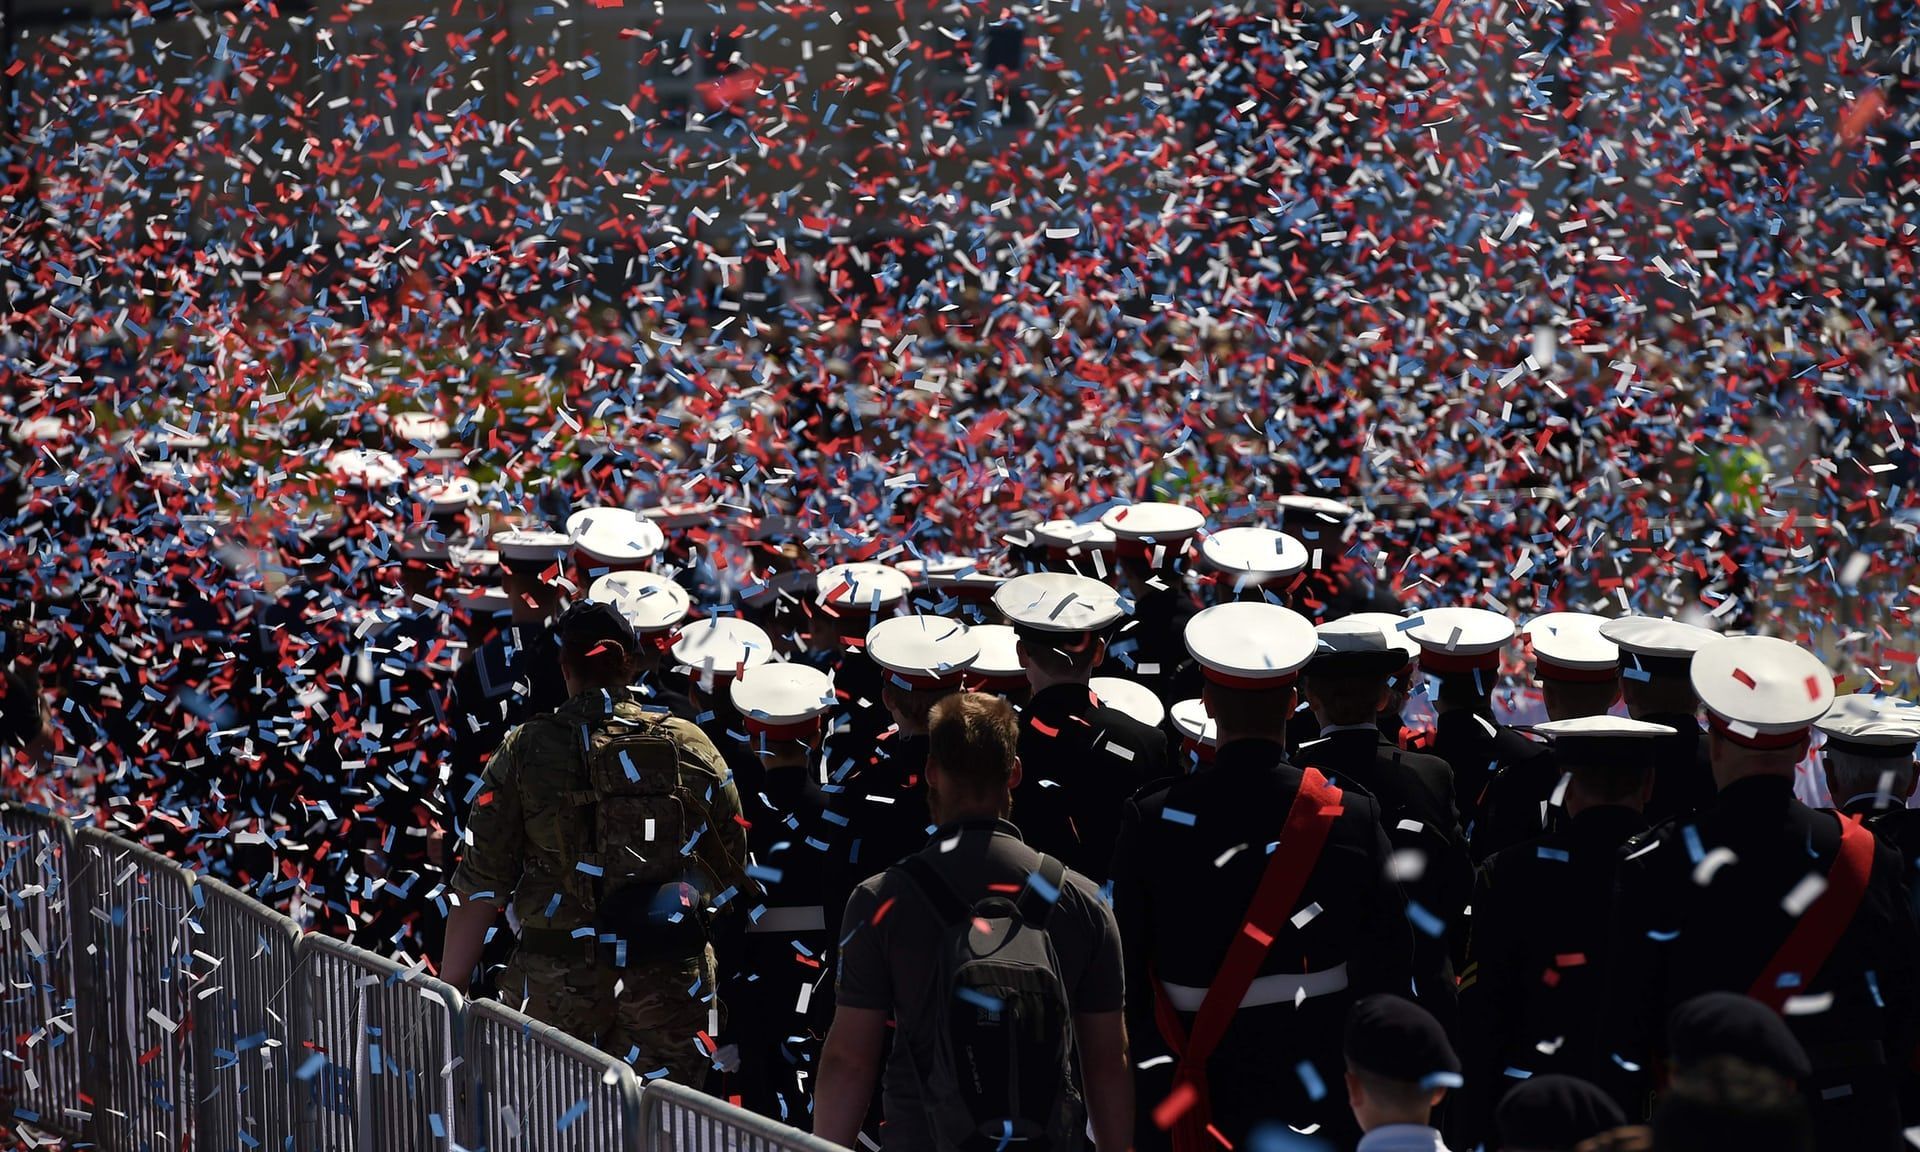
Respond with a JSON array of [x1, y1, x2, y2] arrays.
[[815, 691, 1134, 1152]]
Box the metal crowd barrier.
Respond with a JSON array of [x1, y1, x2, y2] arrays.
[[0, 806, 88, 1141], [191, 873, 303, 1152], [465, 997, 643, 1150], [0, 810, 839, 1152], [641, 1080, 846, 1152], [294, 935, 464, 1152], [75, 826, 202, 1152]]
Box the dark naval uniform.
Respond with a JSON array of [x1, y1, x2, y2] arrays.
[[1458, 803, 1647, 1142], [1640, 712, 1715, 824], [1295, 724, 1471, 1006], [1473, 746, 1569, 860], [1604, 776, 1920, 1150], [1431, 706, 1551, 844], [833, 729, 933, 881], [1110, 738, 1418, 1152], [1012, 682, 1168, 884], [717, 755, 851, 1122]]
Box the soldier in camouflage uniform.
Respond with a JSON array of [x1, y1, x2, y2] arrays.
[[441, 600, 753, 1084]]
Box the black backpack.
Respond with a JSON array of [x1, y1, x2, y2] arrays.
[[893, 852, 1083, 1152]]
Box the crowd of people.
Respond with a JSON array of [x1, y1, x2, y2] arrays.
[[8, 1, 1920, 1150], [7, 460, 1919, 1152]]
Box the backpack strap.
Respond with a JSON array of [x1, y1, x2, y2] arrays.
[[1015, 854, 1068, 929], [894, 854, 974, 927]]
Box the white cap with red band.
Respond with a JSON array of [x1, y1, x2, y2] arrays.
[[588, 571, 691, 633], [867, 615, 980, 689], [1031, 518, 1117, 554], [817, 562, 912, 612], [965, 624, 1027, 690], [568, 506, 666, 565], [492, 529, 573, 563], [1183, 601, 1318, 689], [730, 662, 838, 740], [1598, 616, 1719, 661], [1276, 494, 1356, 521], [1406, 607, 1516, 674], [328, 448, 406, 488], [993, 572, 1125, 633], [413, 473, 479, 513], [1817, 694, 1920, 754], [1090, 676, 1166, 729], [1523, 612, 1620, 682], [1691, 635, 1835, 749], [1199, 526, 1309, 583], [1100, 501, 1205, 562], [1171, 698, 1219, 758], [1341, 612, 1421, 664], [672, 617, 775, 680]]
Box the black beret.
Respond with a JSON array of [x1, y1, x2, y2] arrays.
[[1344, 994, 1462, 1088], [557, 599, 638, 659], [1494, 1075, 1626, 1150], [1667, 993, 1811, 1082]]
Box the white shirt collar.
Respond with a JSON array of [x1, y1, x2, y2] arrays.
[[1356, 1124, 1450, 1152]]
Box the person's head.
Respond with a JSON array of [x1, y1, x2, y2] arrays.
[[557, 600, 638, 698], [1201, 680, 1294, 744], [1014, 625, 1106, 689], [1814, 694, 1920, 810], [1540, 675, 1622, 722], [924, 692, 1023, 824], [1305, 669, 1392, 727], [1343, 994, 1460, 1135], [1493, 1074, 1626, 1152], [1666, 993, 1811, 1088], [500, 556, 564, 620], [1433, 670, 1492, 713], [1707, 728, 1811, 790], [1650, 1056, 1811, 1152], [1619, 670, 1699, 719], [1822, 747, 1918, 810], [882, 681, 960, 735]]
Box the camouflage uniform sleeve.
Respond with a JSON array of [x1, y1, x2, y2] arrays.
[[449, 723, 530, 904], [664, 717, 754, 904]]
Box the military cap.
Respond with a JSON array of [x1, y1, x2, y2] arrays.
[[557, 599, 639, 660], [587, 571, 691, 634], [816, 562, 912, 613], [964, 624, 1028, 693], [994, 572, 1124, 634], [1090, 676, 1165, 729], [1309, 617, 1415, 679], [1599, 616, 1717, 680], [1405, 607, 1515, 675], [866, 615, 979, 690], [1667, 992, 1812, 1082], [1184, 602, 1317, 689], [1344, 993, 1463, 1089], [1101, 501, 1204, 564], [671, 617, 774, 679], [1816, 694, 1920, 759], [1691, 636, 1834, 749], [1524, 612, 1621, 683], [1494, 1075, 1627, 1151], [730, 663, 838, 739], [1199, 526, 1309, 584], [1170, 698, 1219, 762], [568, 506, 666, 568]]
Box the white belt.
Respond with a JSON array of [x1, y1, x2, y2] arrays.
[[746, 905, 827, 934], [1160, 962, 1349, 1013]]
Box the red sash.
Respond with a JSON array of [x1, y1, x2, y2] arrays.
[[1151, 767, 1344, 1152], [1747, 813, 1876, 1012]]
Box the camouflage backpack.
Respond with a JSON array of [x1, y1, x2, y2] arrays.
[[531, 708, 726, 956]]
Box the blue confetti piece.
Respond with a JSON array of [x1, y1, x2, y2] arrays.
[[557, 1098, 590, 1131], [1161, 807, 1197, 827], [955, 987, 1005, 1013], [1296, 1060, 1327, 1102]]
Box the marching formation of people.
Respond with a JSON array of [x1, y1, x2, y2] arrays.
[[10, 430, 1909, 1152]]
